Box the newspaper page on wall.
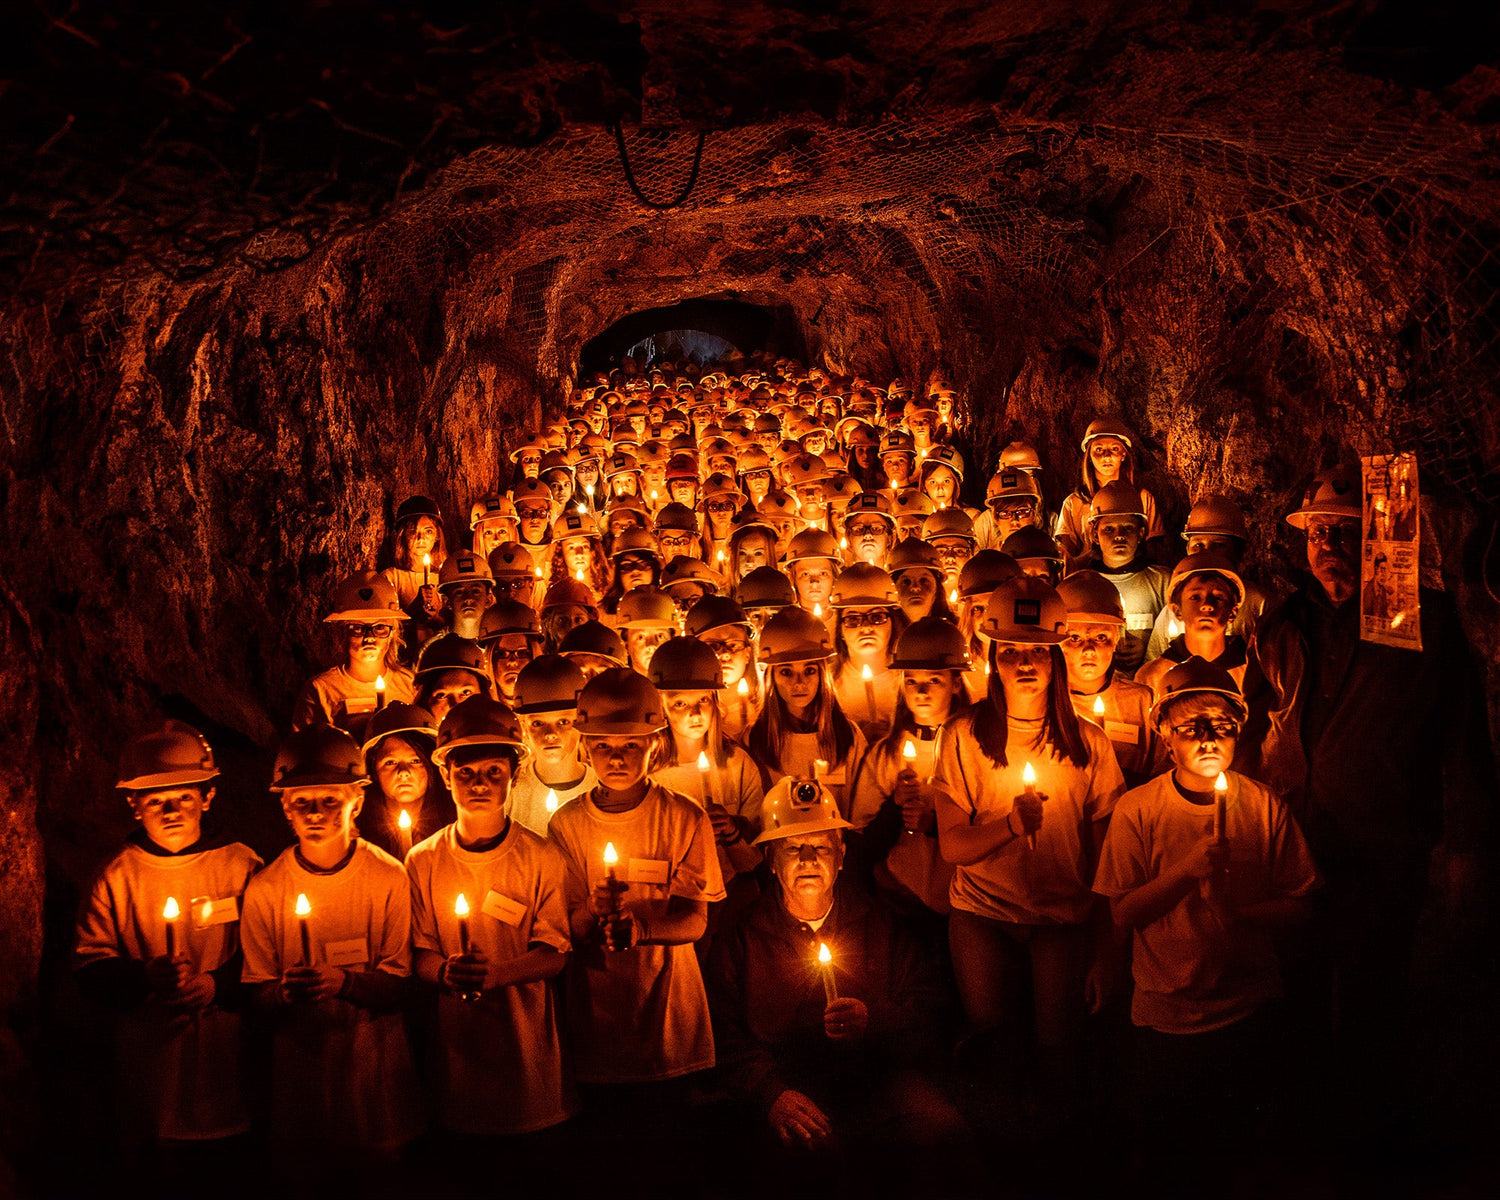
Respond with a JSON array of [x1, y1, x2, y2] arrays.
[[1360, 452, 1422, 651]]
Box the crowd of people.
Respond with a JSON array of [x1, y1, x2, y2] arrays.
[[74, 355, 1494, 1196]]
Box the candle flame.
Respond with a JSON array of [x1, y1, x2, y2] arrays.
[[603, 842, 618, 867], [1167, 617, 1182, 638], [454, 893, 470, 918], [984, 660, 991, 676], [861, 663, 873, 682], [577, 502, 587, 514], [1022, 762, 1037, 786], [545, 788, 559, 813], [1093, 695, 1105, 717], [650, 490, 659, 502], [534, 566, 543, 577], [295, 893, 311, 918], [902, 739, 917, 761], [697, 751, 711, 772], [817, 942, 832, 966], [812, 603, 823, 618], [397, 808, 412, 831], [948, 587, 959, 604], [1214, 771, 1229, 794], [736, 676, 750, 697], [839, 536, 848, 549], [162, 897, 180, 921], [585, 483, 595, 497], [422, 552, 432, 569], [717, 549, 726, 563], [375, 673, 386, 692], [575, 568, 586, 582]]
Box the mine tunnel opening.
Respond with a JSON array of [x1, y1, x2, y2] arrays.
[[578, 297, 802, 375]]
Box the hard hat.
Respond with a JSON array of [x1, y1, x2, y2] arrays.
[[823, 474, 862, 508], [117, 720, 218, 790], [843, 491, 896, 525], [430, 695, 530, 767], [922, 507, 977, 544], [756, 493, 800, 524], [958, 549, 1022, 598], [1183, 495, 1249, 541], [654, 502, 699, 533], [784, 528, 841, 566], [416, 635, 493, 689], [541, 577, 597, 611], [470, 494, 517, 529], [985, 468, 1041, 507], [1149, 656, 1249, 727], [510, 477, 554, 508], [1285, 466, 1361, 530], [829, 563, 899, 608], [270, 726, 369, 791], [737, 446, 773, 473], [1055, 570, 1127, 625], [1080, 416, 1135, 451], [919, 445, 965, 482], [786, 453, 832, 489], [479, 600, 544, 644], [757, 607, 836, 664], [647, 637, 725, 691], [999, 442, 1043, 472], [665, 453, 700, 482], [558, 620, 627, 665], [575, 433, 611, 463], [887, 537, 944, 579], [603, 452, 640, 480], [891, 491, 935, 522], [395, 495, 442, 524], [324, 570, 409, 623], [753, 413, 781, 434], [880, 430, 916, 458], [513, 654, 587, 714], [753, 776, 852, 844], [660, 556, 724, 593], [551, 511, 601, 542], [701, 436, 736, 460], [508, 435, 550, 464], [1001, 526, 1064, 563], [977, 576, 1070, 644], [606, 497, 652, 527], [610, 527, 662, 562], [729, 507, 779, 541], [438, 550, 493, 592], [685, 594, 753, 639], [1088, 481, 1148, 525], [636, 439, 671, 466], [360, 703, 439, 758], [902, 398, 939, 424], [1167, 551, 1246, 608], [699, 473, 746, 506], [575, 668, 668, 735], [539, 449, 574, 480], [487, 541, 536, 580], [615, 587, 678, 629], [843, 421, 879, 448], [736, 566, 797, 609], [891, 616, 972, 671]]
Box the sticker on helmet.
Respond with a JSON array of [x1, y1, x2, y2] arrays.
[[1014, 599, 1041, 625], [358, 588, 375, 601]]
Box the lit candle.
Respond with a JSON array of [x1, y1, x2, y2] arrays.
[[717, 549, 726, 565], [812, 602, 823, 619], [1092, 694, 1105, 720], [534, 565, 544, 578], [839, 535, 848, 551], [1167, 616, 1182, 638], [861, 662, 877, 723], [454, 893, 472, 955], [889, 478, 898, 493], [574, 567, 586, 583], [396, 806, 412, 858], [375, 673, 386, 710], [603, 842, 619, 886], [817, 942, 838, 1004], [422, 552, 432, 587], [295, 893, 312, 966], [736, 675, 751, 727], [696, 750, 715, 808], [544, 788, 560, 815], [1214, 772, 1229, 844], [902, 738, 917, 763], [586, 483, 595, 498], [162, 896, 180, 961], [577, 502, 588, 514], [1021, 761, 1039, 850], [948, 587, 959, 605]]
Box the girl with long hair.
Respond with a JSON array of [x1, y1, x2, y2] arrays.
[[1053, 416, 1164, 562], [546, 513, 611, 603], [828, 564, 908, 743]]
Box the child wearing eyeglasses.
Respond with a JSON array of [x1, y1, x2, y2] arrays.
[[1093, 658, 1318, 1181]]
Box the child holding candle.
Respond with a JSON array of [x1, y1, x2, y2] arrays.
[[647, 637, 765, 921], [546, 669, 724, 1100], [359, 703, 455, 860], [74, 721, 262, 1163], [684, 594, 763, 745], [1134, 552, 1250, 699], [1093, 657, 1319, 1177], [240, 726, 421, 1175], [932, 576, 1126, 1131], [406, 697, 578, 1150], [509, 654, 597, 836], [828, 564, 907, 744], [1052, 417, 1164, 564]]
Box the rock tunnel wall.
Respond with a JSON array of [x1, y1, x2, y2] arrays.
[[2, 0, 1499, 1166]]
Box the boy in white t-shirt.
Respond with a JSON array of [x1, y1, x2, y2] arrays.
[[407, 696, 577, 1152], [1094, 658, 1318, 1177], [240, 726, 421, 1178]]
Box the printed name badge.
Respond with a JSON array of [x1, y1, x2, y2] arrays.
[[344, 696, 377, 716], [324, 938, 370, 968], [1125, 614, 1155, 630], [482, 890, 527, 928], [628, 858, 670, 886], [1104, 720, 1141, 745], [191, 895, 240, 929]]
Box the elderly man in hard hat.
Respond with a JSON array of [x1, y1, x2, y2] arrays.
[[1245, 464, 1495, 1149], [704, 776, 967, 1188]]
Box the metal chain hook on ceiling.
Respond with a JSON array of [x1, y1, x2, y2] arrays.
[[609, 124, 707, 210]]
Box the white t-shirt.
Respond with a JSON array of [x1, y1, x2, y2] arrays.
[[406, 822, 577, 1134], [508, 758, 598, 837], [290, 664, 415, 737], [652, 743, 765, 884], [1070, 676, 1168, 787], [75, 839, 262, 1141]]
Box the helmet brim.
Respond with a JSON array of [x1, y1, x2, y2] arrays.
[[324, 609, 412, 623], [430, 736, 529, 769], [118, 768, 219, 791], [1285, 505, 1359, 530], [753, 813, 853, 844], [271, 769, 371, 791]]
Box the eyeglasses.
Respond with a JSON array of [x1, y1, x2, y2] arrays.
[[932, 543, 970, 560], [345, 623, 395, 638], [491, 646, 534, 664], [842, 609, 892, 628], [517, 506, 551, 521], [1168, 719, 1240, 741], [1306, 523, 1358, 547], [658, 533, 696, 548], [617, 556, 654, 573], [846, 522, 887, 538], [1062, 631, 1117, 650], [991, 504, 1036, 521], [286, 795, 351, 815], [706, 501, 737, 514], [703, 639, 749, 656]]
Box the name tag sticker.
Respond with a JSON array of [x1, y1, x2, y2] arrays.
[[324, 938, 369, 968], [191, 895, 239, 929], [1125, 615, 1154, 630], [1105, 720, 1141, 745], [343, 697, 377, 715], [482, 890, 527, 927], [628, 858, 670, 886], [820, 767, 847, 786]]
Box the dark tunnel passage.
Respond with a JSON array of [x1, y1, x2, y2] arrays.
[[579, 297, 802, 372]]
